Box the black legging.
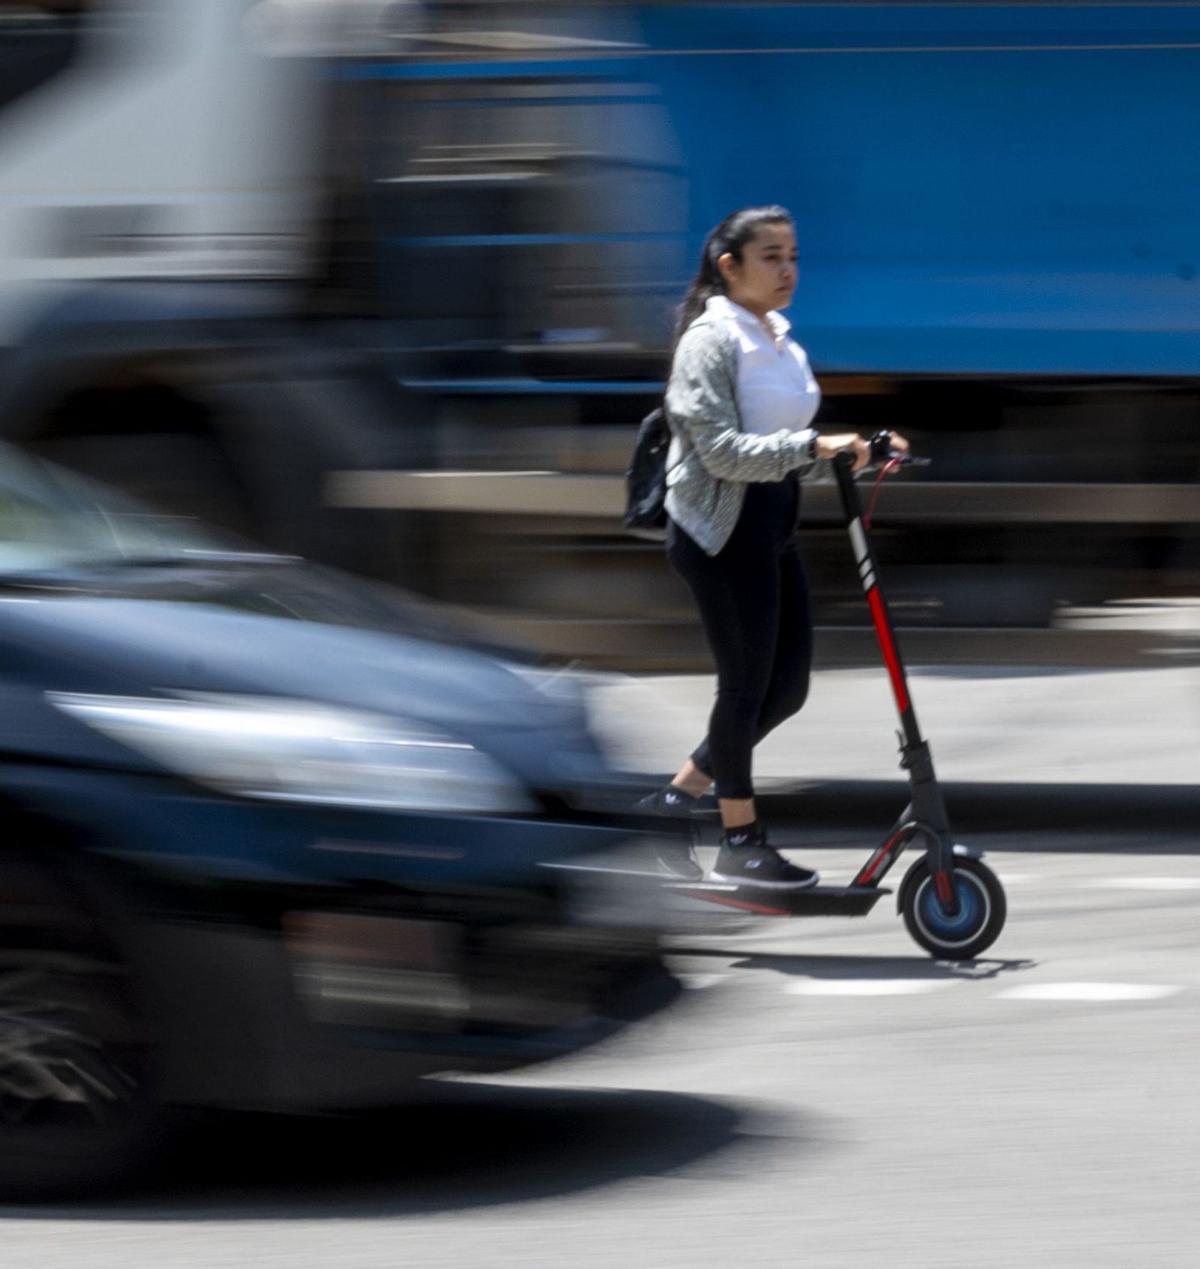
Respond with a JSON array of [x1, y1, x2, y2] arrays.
[[667, 477, 812, 800]]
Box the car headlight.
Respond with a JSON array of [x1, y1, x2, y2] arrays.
[[49, 692, 535, 814]]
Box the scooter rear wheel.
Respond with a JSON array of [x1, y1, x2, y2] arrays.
[[899, 857, 1006, 960]]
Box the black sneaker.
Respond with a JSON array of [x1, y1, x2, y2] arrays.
[[633, 785, 716, 819], [711, 829, 819, 890]]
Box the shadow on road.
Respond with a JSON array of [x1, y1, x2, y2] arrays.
[[674, 949, 1037, 981], [1, 1085, 813, 1221], [732, 953, 1037, 981]]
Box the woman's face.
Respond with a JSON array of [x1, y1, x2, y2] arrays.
[[719, 221, 798, 318]]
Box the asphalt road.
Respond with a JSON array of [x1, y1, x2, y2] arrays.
[[5, 830, 1200, 1268]]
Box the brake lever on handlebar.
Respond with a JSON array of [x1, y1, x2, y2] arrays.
[[868, 430, 931, 468], [862, 432, 930, 527]]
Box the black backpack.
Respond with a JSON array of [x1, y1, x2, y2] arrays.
[[623, 405, 671, 540]]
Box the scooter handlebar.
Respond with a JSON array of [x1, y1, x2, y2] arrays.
[[868, 430, 930, 468], [831, 436, 929, 470]]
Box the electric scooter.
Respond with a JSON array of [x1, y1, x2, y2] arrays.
[[666, 436, 1007, 960]]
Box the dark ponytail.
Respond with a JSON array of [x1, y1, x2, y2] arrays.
[[672, 205, 793, 350]]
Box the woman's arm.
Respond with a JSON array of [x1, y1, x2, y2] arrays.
[[666, 325, 821, 483]]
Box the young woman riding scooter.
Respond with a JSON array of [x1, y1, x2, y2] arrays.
[[642, 205, 908, 887]]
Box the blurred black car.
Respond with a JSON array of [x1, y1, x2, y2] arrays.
[[0, 446, 677, 1198]]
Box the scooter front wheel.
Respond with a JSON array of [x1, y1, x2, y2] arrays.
[[899, 857, 1006, 959]]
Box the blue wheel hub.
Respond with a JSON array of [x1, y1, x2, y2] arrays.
[[918, 873, 985, 938]]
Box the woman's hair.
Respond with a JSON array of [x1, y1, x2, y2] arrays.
[[673, 205, 794, 348]]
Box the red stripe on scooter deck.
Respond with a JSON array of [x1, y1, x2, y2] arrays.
[[669, 889, 794, 916], [867, 587, 910, 714], [667, 883, 892, 918]]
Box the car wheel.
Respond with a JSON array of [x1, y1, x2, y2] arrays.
[[0, 852, 165, 1200]]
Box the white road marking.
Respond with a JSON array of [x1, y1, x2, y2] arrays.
[[1088, 877, 1200, 891], [996, 982, 1182, 1002], [785, 979, 956, 997]]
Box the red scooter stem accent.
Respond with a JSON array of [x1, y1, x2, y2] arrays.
[[867, 587, 910, 715], [833, 449, 960, 917]]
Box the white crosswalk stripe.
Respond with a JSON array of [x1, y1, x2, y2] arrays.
[[1088, 876, 1200, 891], [995, 982, 1182, 1002], [785, 979, 956, 997]]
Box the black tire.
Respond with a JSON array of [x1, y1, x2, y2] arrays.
[[899, 856, 1006, 960], [0, 852, 165, 1200]]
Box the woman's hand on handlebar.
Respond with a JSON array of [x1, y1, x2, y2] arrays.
[[866, 429, 913, 466], [885, 431, 911, 457], [816, 433, 870, 472]]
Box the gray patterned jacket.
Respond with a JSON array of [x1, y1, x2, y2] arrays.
[[663, 312, 828, 556]]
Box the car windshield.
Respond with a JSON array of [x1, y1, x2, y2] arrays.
[[0, 442, 521, 657], [0, 446, 228, 574]]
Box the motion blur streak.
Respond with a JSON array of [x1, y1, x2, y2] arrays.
[[0, 1, 1196, 666]]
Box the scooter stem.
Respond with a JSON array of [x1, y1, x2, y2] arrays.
[[832, 452, 960, 913]]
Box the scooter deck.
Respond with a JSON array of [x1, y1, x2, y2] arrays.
[[666, 881, 891, 918]]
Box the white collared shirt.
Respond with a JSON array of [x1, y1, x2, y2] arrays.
[[705, 294, 821, 436]]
